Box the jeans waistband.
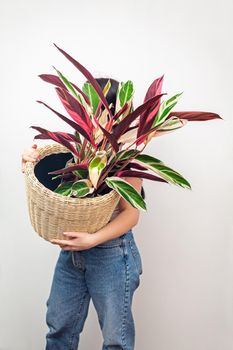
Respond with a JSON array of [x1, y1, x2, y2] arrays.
[[95, 229, 133, 248]]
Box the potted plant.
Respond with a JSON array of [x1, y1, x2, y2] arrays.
[[24, 43, 222, 242]]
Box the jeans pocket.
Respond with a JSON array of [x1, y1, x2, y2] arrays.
[[129, 238, 143, 275]]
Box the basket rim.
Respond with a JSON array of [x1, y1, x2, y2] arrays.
[[24, 143, 120, 205]]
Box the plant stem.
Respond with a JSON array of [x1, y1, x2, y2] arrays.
[[79, 138, 88, 161], [97, 142, 147, 188]]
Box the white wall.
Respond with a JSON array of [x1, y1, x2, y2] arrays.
[[0, 0, 232, 349]]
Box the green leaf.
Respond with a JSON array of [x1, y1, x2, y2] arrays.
[[107, 149, 140, 168], [89, 151, 107, 188], [115, 149, 140, 161], [119, 81, 134, 107], [93, 79, 112, 115], [54, 181, 73, 196], [134, 154, 191, 189], [54, 68, 79, 98], [72, 169, 88, 179], [135, 154, 163, 164], [51, 175, 62, 180], [152, 92, 183, 128], [102, 79, 111, 97], [82, 82, 100, 113], [71, 179, 94, 197], [105, 176, 147, 211]]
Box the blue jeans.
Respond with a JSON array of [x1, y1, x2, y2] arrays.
[[45, 229, 143, 350]]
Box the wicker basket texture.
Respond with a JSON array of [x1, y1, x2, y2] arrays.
[[24, 144, 120, 241]]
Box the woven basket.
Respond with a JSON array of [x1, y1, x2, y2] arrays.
[[24, 143, 121, 242]]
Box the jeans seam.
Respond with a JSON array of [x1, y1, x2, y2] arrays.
[[121, 237, 130, 349], [129, 238, 143, 276], [68, 291, 89, 350]]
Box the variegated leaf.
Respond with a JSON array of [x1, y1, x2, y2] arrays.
[[115, 149, 140, 161], [72, 169, 88, 179], [105, 176, 146, 210], [115, 82, 123, 114], [53, 67, 79, 99], [152, 92, 183, 128], [71, 179, 94, 197], [118, 127, 138, 144], [146, 117, 188, 142], [134, 154, 191, 189], [119, 80, 134, 107], [157, 116, 188, 131], [54, 181, 73, 196], [82, 82, 100, 113], [76, 93, 93, 116], [103, 79, 111, 97], [89, 151, 107, 188]]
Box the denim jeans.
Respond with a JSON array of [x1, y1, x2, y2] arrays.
[[45, 229, 143, 350]]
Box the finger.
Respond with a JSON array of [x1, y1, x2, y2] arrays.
[[50, 240, 60, 246], [63, 232, 79, 238], [50, 240, 68, 246], [28, 151, 40, 160], [22, 155, 37, 162], [51, 239, 74, 245], [62, 246, 77, 250], [30, 149, 40, 156]]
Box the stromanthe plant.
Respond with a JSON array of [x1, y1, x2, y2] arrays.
[[30, 43, 222, 211]]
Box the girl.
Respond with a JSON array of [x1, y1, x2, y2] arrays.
[[21, 78, 144, 350]]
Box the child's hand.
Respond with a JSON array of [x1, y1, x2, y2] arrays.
[[21, 144, 40, 173]]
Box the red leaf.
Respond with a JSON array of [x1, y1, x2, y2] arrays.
[[144, 75, 164, 102], [123, 162, 148, 171], [135, 124, 161, 146], [92, 112, 119, 152], [30, 126, 80, 158], [139, 75, 164, 124], [166, 111, 222, 121], [48, 163, 88, 175], [34, 131, 80, 143], [113, 103, 129, 121], [113, 93, 166, 140], [54, 131, 81, 143], [55, 87, 94, 134], [38, 74, 90, 105], [97, 123, 119, 152], [36, 100, 97, 148], [116, 170, 168, 183], [39, 74, 66, 89], [53, 43, 113, 118], [137, 97, 161, 137]]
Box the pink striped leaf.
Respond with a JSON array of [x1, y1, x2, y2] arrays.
[[36, 100, 97, 148], [55, 87, 95, 133], [116, 170, 168, 183], [113, 93, 166, 140], [30, 126, 80, 158], [166, 111, 222, 121], [143, 75, 164, 102], [53, 43, 113, 118], [48, 163, 88, 175], [38, 73, 90, 105]]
